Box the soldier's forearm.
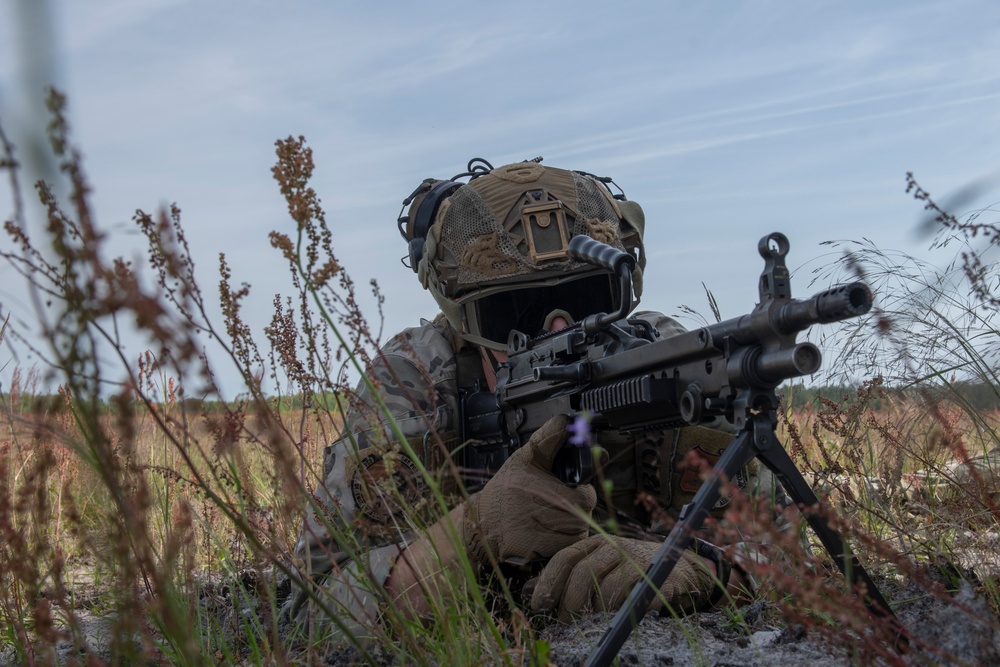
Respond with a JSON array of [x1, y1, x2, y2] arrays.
[[384, 503, 467, 619]]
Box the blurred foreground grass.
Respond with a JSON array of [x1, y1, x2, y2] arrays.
[[2, 91, 999, 665]]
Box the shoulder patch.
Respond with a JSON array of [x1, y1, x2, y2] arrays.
[[350, 452, 427, 523]]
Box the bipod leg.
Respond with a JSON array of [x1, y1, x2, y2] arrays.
[[584, 422, 759, 667], [752, 415, 908, 648]]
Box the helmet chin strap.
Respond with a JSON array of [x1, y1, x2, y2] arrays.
[[459, 330, 508, 352], [480, 346, 503, 391]]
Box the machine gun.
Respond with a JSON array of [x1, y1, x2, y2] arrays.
[[460, 232, 906, 666]]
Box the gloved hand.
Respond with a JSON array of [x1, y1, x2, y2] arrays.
[[529, 535, 718, 622], [463, 415, 597, 569]]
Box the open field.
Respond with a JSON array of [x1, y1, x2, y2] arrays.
[[3, 382, 1000, 665], [3, 94, 1000, 665]]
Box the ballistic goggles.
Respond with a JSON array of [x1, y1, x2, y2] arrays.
[[462, 271, 619, 351]]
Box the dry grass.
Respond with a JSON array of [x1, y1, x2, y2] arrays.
[[1, 90, 999, 666]]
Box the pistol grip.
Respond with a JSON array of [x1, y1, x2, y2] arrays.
[[553, 444, 594, 487]]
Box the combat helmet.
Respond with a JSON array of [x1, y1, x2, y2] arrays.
[[398, 158, 647, 351]]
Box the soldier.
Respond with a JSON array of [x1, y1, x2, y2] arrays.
[[288, 158, 761, 642]]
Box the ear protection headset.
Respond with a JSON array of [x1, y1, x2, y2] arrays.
[[396, 158, 496, 273], [397, 179, 462, 273]]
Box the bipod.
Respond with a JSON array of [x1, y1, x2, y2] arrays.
[[584, 412, 907, 667]]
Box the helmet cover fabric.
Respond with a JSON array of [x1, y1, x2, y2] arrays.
[[415, 162, 647, 338]]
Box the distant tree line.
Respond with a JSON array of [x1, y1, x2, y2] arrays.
[[5, 383, 996, 417], [780, 381, 1000, 412], [0, 391, 347, 416]]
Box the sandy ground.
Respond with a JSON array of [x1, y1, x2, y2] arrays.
[[539, 578, 1000, 666], [3, 566, 998, 666]]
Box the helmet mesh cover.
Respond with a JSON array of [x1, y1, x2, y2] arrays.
[[434, 168, 630, 300]]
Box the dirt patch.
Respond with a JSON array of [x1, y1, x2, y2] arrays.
[[4, 570, 999, 666], [539, 577, 1000, 667]]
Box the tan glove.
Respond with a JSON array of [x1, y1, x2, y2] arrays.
[[529, 535, 718, 622], [463, 415, 597, 569]]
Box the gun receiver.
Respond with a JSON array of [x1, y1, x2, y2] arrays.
[[459, 232, 907, 665], [463, 233, 872, 482], [499, 274, 871, 438]]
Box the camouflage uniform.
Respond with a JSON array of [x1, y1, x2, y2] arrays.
[[290, 309, 763, 638], [289, 313, 462, 639]]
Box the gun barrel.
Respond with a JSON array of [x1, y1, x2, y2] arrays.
[[752, 342, 822, 384], [776, 282, 873, 333]]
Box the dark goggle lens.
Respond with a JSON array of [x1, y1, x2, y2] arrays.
[[475, 274, 618, 344]]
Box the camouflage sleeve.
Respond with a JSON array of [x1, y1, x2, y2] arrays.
[[287, 319, 459, 634], [294, 346, 452, 577]]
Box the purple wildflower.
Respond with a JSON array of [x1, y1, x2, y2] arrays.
[[567, 412, 593, 446]]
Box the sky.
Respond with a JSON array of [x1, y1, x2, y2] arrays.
[[0, 0, 998, 399]]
